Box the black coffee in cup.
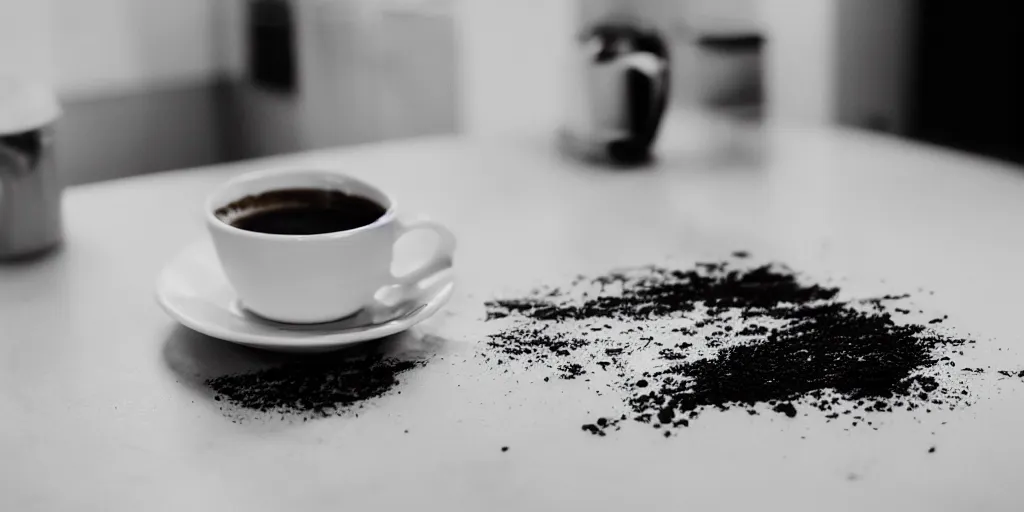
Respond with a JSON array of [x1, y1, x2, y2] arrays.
[[216, 188, 386, 235]]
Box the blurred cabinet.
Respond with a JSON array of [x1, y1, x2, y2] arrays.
[[304, 0, 457, 147]]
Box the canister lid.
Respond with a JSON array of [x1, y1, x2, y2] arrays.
[[0, 78, 61, 136]]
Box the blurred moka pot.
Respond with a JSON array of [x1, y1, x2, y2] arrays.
[[0, 79, 62, 260], [559, 16, 670, 166]]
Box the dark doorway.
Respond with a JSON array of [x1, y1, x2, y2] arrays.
[[909, 1, 1024, 164]]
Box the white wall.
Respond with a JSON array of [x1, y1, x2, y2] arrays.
[[300, 0, 457, 146], [456, 0, 577, 135], [213, 0, 246, 81], [453, 0, 845, 132], [52, 0, 218, 100], [758, 0, 839, 124], [574, 0, 842, 124], [2, 0, 221, 99], [456, 0, 913, 132], [215, 0, 458, 158], [834, 0, 913, 133], [759, 0, 915, 131], [685, 0, 912, 131], [2, 0, 912, 132], [0, 0, 219, 100], [0, 0, 55, 85]]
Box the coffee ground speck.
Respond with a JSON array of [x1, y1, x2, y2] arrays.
[[773, 402, 798, 418]]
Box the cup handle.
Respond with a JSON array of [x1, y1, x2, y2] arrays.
[[390, 215, 456, 291]]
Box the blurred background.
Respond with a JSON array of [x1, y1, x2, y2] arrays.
[[0, 0, 1016, 185]]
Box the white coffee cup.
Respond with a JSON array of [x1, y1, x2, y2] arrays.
[[205, 168, 455, 324]]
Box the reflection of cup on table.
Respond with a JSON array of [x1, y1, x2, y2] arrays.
[[206, 169, 456, 324], [0, 80, 62, 260]]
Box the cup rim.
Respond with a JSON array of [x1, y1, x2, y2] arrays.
[[204, 168, 397, 241]]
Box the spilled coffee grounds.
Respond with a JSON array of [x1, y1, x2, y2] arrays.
[[207, 354, 422, 419], [484, 257, 974, 436], [203, 254, 982, 437]]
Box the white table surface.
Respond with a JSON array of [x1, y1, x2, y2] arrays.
[[4, 116, 1024, 511]]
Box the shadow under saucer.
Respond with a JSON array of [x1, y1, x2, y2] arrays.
[[161, 324, 448, 412]]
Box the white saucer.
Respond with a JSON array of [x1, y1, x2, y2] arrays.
[[156, 239, 454, 353]]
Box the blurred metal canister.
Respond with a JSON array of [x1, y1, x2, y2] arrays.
[[0, 79, 63, 260]]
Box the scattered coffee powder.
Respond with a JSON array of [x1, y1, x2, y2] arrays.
[[202, 253, 988, 441], [484, 255, 977, 436], [207, 353, 423, 419]]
